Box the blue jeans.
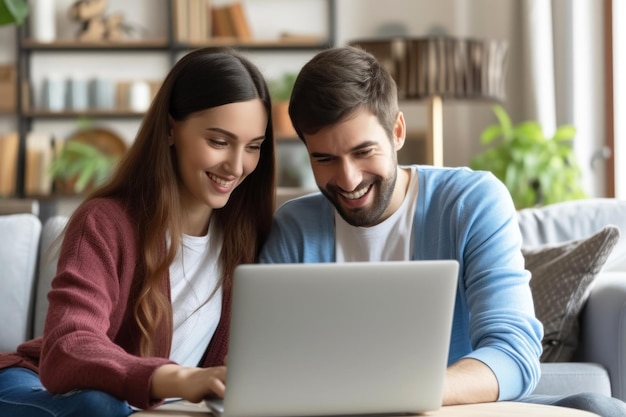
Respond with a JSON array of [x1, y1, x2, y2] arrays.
[[522, 393, 626, 417], [0, 368, 134, 417]]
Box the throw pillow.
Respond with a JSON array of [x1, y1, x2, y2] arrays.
[[522, 225, 620, 362]]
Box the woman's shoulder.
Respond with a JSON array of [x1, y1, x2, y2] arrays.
[[67, 197, 137, 240]]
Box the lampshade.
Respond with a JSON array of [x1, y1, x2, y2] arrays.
[[350, 37, 509, 166]]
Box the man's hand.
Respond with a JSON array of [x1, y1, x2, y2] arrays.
[[442, 358, 499, 406]]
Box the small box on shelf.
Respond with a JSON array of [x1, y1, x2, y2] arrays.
[[0, 66, 17, 113], [0, 133, 19, 197]]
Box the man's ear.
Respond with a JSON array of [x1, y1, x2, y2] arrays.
[[393, 112, 406, 151]]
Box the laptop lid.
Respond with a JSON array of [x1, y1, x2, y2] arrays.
[[213, 260, 459, 417]]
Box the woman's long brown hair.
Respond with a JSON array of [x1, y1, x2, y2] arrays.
[[83, 48, 276, 356]]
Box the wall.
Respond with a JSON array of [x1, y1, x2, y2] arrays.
[[2, 0, 617, 197], [1, 0, 524, 168], [614, 0, 625, 199], [334, 0, 521, 167]]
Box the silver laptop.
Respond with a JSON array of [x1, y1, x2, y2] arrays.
[[206, 260, 459, 417]]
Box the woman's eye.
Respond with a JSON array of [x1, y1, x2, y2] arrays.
[[209, 138, 228, 147], [313, 157, 333, 164]]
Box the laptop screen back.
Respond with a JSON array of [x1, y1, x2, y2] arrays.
[[221, 260, 459, 417]]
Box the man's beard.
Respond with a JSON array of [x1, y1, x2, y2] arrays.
[[322, 171, 397, 227]]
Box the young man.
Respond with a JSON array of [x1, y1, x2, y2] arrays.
[[259, 46, 626, 416]]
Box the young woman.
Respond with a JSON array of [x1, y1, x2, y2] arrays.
[[0, 47, 276, 416]]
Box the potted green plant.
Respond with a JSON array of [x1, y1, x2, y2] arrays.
[[268, 72, 297, 103], [49, 119, 126, 194], [268, 72, 297, 137], [470, 104, 587, 209], [0, 0, 28, 26], [49, 140, 120, 194]]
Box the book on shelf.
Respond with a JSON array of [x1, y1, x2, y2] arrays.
[[188, 0, 210, 43], [25, 131, 55, 196], [211, 2, 251, 39], [228, 2, 251, 40], [171, 0, 189, 42], [211, 5, 235, 38], [0, 132, 18, 196], [172, 0, 212, 42]]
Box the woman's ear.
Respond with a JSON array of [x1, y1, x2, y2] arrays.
[[393, 112, 406, 151], [167, 115, 175, 145]]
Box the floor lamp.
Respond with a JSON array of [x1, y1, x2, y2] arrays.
[[350, 37, 509, 166]]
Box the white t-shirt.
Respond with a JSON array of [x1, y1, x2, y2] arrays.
[[336, 167, 418, 262], [168, 220, 223, 367]]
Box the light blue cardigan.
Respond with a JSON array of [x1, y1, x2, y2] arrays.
[[259, 165, 543, 400]]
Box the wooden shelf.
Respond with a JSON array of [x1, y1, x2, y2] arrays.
[[22, 110, 146, 119], [21, 39, 170, 50], [181, 37, 330, 50], [9, 0, 337, 198]]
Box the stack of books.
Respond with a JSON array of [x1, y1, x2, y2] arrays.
[[172, 0, 251, 43], [350, 37, 509, 102]]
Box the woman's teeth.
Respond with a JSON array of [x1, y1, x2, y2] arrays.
[[208, 173, 234, 187]]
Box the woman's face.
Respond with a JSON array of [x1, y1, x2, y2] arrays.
[[170, 99, 267, 232]]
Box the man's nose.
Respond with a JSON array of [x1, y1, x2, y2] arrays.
[[335, 160, 362, 192]]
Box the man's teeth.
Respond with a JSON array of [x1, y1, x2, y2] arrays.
[[340, 186, 369, 200], [208, 173, 234, 187]]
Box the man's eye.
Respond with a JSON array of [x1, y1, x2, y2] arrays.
[[355, 148, 374, 157]]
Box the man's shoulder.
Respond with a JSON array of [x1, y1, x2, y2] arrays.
[[273, 191, 334, 230], [418, 165, 503, 195], [276, 191, 329, 214], [418, 165, 495, 182], [416, 165, 512, 215]]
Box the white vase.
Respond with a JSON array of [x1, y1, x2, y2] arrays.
[[129, 81, 151, 112], [29, 0, 56, 43]]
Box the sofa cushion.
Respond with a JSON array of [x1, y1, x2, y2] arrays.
[[523, 225, 620, 362], [0, 214, 41, 351], [34, 215, 69, 338], [517, 198, 626, 272]]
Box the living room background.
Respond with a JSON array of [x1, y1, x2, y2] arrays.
[[0, 0, 621, 198]]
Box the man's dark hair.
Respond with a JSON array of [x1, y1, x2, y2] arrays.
[[289, 45, 399, 142]]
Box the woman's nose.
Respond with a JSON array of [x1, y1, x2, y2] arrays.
[[223, 149, 244, 177]]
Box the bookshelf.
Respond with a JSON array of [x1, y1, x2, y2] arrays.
[[8, 0, 336, 200]]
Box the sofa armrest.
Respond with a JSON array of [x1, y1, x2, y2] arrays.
[[579, 271, 626, 401], [533, 363, 611, 397]]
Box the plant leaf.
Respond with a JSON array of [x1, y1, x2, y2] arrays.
[[553, 125, 576, 142], [472, 105, 587, 209], [0, 0, 29, 26], [480, 125, 503, 145]]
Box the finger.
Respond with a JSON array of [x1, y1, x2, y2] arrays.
[[208, 378, 226, 398], [212, 365, 227, 382]]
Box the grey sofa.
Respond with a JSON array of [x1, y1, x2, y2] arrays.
[[1, 198, 626, 401]]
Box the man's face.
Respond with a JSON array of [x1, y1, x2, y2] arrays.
[[303, 107, 406, 227]]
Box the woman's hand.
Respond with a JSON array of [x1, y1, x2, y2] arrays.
[[151, 363, 227, 403]]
